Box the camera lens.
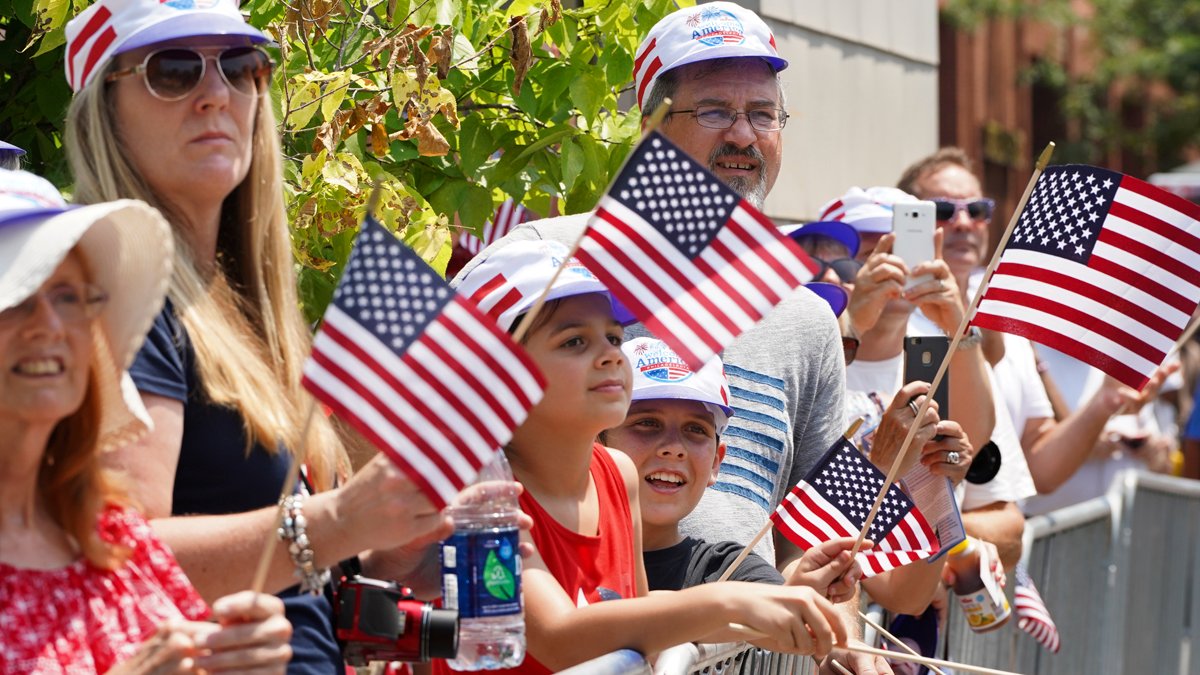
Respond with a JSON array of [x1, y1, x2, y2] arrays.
[[423, 608, 460, 660]]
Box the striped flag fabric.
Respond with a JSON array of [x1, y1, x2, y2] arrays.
[[301, 216, 546, 508], [1014, 563, 1061, 653], [771, 438, 940, 578], [576, 130, 818, 370], [970, 164, 1200, 389], [457, 198, 530, 256]]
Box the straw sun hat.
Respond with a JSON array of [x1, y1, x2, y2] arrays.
[[0, 169, 173, 449]]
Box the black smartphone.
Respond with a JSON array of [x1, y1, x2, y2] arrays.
[[903, 335, 949, 419]]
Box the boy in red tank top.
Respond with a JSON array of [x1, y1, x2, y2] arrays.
[[450, 241, 851, 673]]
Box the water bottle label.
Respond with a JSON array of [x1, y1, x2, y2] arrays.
[[441, 527, 522, 619]]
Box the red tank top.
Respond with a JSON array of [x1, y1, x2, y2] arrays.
[[433, 445, 636, 675]]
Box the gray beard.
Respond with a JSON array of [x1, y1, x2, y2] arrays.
[[707, 144, 768, 209], [721, 174, 767, 210]]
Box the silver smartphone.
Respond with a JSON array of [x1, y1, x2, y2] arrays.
[[892, 201, 935, 289]]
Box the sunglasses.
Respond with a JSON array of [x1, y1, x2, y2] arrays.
[[931, 197, 995, 222], [812, 257, 863, 284], [106, 46, 274, 101]]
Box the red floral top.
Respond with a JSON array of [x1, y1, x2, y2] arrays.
[[0, 506, 208, 674]]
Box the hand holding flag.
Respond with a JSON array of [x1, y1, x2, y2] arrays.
[[301, 216, 546, 508]]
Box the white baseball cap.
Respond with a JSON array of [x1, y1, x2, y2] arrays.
[[454, 240, 635, 333], [0, 169, 174, 450], [65, 0, 269, 92], [633, 2, 787, 110], [817, 186, 919, 234], [623, 337, 734, 434]]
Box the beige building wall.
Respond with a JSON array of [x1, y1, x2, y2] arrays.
[[732, 0, 940, 222]]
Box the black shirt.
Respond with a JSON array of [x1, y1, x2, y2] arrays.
[[644, 536, 784, 591]]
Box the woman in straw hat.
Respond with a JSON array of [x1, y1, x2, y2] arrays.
[[61, 0, 453, 670], [0, 169, 292, 673]]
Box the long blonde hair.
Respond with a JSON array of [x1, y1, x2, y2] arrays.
[[65, 62, 348, 491]]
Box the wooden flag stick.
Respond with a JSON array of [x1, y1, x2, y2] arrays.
[[848, 142, 1056, 561], [725, 624, 1017, 675], [857, 611, 947, 675], [715, 519, 774, 583], [715, 419, 865, 584], [510, 100, 675, 343]]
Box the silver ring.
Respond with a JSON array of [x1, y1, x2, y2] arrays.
[[947, 450, 961, 465], [908, 399, 920, 417]]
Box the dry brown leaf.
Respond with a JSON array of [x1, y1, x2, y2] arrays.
[[313, 121, 338, 154], [539, 0, 562, 33], [428, 27, 454, 80], [440, 101, 459, 128], [369, 123, 391, 157], [387, 36, 410, 74], [414, 120, 450, 157], [510, 16, 532, 96], [413, 45, 429, 88], [390, 101, 422, 141]]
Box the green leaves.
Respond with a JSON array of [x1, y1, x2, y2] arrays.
[[1, 0, 682, 318]]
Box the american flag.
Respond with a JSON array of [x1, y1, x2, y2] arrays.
[[457, 198, 529, 255], [576, 130, 817, 370], [302, 217, 546, 508], [970, 164, 1200, 389], [771, 438, 939, 578], [1014, 563, 1061, 653]]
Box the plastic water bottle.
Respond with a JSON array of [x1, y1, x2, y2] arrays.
[[440, 452, 525, 670]]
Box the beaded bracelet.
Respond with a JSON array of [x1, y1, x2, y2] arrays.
[[278, 493, 331, 595]]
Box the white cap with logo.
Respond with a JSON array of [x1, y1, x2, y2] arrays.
[[623, 337, 734, 433], [633, 2, 787, 110]]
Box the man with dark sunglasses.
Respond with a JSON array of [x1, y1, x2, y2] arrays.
[[900, 150, 1180, 522]]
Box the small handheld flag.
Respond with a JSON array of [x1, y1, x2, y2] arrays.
[[970, 164, 1200, 389], [576, 130, 818, 369], [772, 437, 940, 577], [301, 217, 546, 508], [1014, 563, 1061, 653]]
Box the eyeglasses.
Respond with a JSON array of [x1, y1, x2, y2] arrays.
[[668, 105, 789, 132], [931, 197, 995, 222], [0, 284, 109, 326], [841, 336, 860, 365], [106, 46, 274, 102], [812, 257, 863, 284]]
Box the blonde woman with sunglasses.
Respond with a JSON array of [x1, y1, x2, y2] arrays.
[[62, 1, 454, 671]]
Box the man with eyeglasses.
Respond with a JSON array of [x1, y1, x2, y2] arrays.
[[454, 4, 904, 672]]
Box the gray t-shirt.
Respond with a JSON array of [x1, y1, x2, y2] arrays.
[[453, 212, 847, 565]]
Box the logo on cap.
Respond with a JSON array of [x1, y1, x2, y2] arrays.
[[558, 256, 599, 281], [634, 341, 694, 383], [687, 7, 745, 47]]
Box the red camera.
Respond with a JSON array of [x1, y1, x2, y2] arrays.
[[335, 575, 459, 666]]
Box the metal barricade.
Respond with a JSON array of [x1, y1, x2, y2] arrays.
[[1111, 472, 1200, 675], [563, 469, 1200, 675], [944, 494, 1118, 674]]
